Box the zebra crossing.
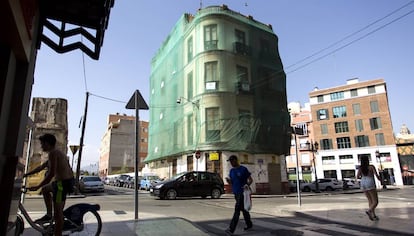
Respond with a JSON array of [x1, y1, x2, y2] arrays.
[[197, 215, 404, 236]]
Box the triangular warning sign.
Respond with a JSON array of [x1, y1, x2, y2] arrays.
[[69, 145, 80, 155]]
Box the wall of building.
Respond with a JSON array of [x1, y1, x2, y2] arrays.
[[145, 5, 289, 194], [308, 78, 402, 186], [99, 114, 148, 176]]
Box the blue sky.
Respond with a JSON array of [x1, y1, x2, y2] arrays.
[[32, 0, 414, 167]]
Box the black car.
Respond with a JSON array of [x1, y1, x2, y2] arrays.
[[114, 174, 130, 187], [150, 171, 224, 200]]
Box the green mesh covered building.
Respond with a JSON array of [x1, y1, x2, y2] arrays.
[[145, 5, 290, 194]]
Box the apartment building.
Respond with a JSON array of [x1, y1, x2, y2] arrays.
[[99, 114, 148, 176], [145, 5, 290, 194], [309, 78, 403, 186], [286, 102, 316, 182], [396, 124, 414, 185]]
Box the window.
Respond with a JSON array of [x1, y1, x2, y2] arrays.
[[320, 139, 333, 150], [296, 123, 309, 136], [339, 155, 353, 164], [370, 117, 382, 130], [187, 37, 193, 62], [321, 124, 328, 134], [205, 61, 218, 90], [187, 71, 193, 98], [205, 61, 218, 82], [317, 95, 324, 103], [333, 106, 347, 118], [352, 104, 361, 115], [368, 85, 376, 94], [330, 91, 344, 101], [358, 154, 371, 163], [236, 65, 248, 83], [206, 107, 220, 141], [204, 24, 218, 50], [370, 101, 379, 113], [235, 29, 246, 44], [317, 109, 329, 120], [355, 119, 364, 132], [335, 121, 349, 133], [351, 89, 358, 97], [337, 137, 351, 149], [341, 169, 356, 178], [355, 135, 370, 147], [187, 114, 193, 145], [322, 156, 335, 165], [375, 133, 385, 145], [234, 29, 248, 55], [324, 170, 337, 179], [239, 110, 251, 130]]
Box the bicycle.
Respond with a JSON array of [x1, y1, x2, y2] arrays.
[[13, 187, 102, 236]]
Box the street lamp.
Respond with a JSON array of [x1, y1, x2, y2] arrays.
[[375, 150, 387, 190], [307, 141, 319, 192], [176, 96, 199, 109]]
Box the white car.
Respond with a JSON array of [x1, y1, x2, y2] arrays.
[[79, 176, 105, 193], [343, 178, 360, 190], [301, 178, 343, 192]]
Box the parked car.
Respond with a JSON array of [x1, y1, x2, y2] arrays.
[[140, 174, 161, 190], [114, 174, 131, 187], [125, 176, 141, 189], [150, 171, 225, 200], [79, 176, 105, 193], [288, 180, 306, 193], [301, 178, 343, 192], [343, 178, 360, 190]]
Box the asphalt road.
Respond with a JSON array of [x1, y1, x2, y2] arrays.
[[22, 185, 413, 236]]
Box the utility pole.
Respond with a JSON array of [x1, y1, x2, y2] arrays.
[[75, 92, 89, 194]]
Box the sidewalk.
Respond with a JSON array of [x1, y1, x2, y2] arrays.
[[22, 186, 413, 236]]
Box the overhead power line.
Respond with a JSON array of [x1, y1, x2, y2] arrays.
[[285, 0, 414, 72], [89, 92, 127, 103], [286, 8, 414, 74]]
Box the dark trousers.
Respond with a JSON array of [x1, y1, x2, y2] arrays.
[[229, 193, 252, 232]]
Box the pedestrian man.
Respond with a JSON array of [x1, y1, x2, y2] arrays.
[[225, 155, 253, 235]]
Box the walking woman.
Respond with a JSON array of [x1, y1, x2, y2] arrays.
[[356, 155, 381, 221]]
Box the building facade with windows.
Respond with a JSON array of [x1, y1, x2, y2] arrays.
[[396, 124, 414, 185], [309, 78, 403, 186], [144, 5, 290, 194], [99, 114, 149, 176], [286, 102, 316, 184]]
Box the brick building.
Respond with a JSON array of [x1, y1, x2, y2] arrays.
[[308, 78, 403, 186], [99, 114, 148, 176]]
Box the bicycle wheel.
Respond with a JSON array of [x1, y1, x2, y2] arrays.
[[70, 210, 102, 236]]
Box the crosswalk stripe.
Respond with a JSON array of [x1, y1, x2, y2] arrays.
[[205, 217, 376, 236]]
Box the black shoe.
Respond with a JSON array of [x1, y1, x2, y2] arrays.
[[225, 228, 234, 235], [34, 214, 52, 223], [365, 211, 374, 221], [244, 225, 253, 231]]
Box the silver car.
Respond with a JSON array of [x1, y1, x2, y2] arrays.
[[301, 178, 343, 192], [79, 176, 105, 193]]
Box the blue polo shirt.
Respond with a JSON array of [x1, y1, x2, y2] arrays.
[[229, 165, 251, 194]]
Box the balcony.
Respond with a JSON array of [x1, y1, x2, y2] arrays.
[[233, 42, 250, 55], [204, 40, 218, 50], [235, 82, 252, 94]]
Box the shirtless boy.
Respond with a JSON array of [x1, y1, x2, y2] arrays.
[[24, 133, 74, 236]]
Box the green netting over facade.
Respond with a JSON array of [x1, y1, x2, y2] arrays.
[[145, 5, 290, 163]]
